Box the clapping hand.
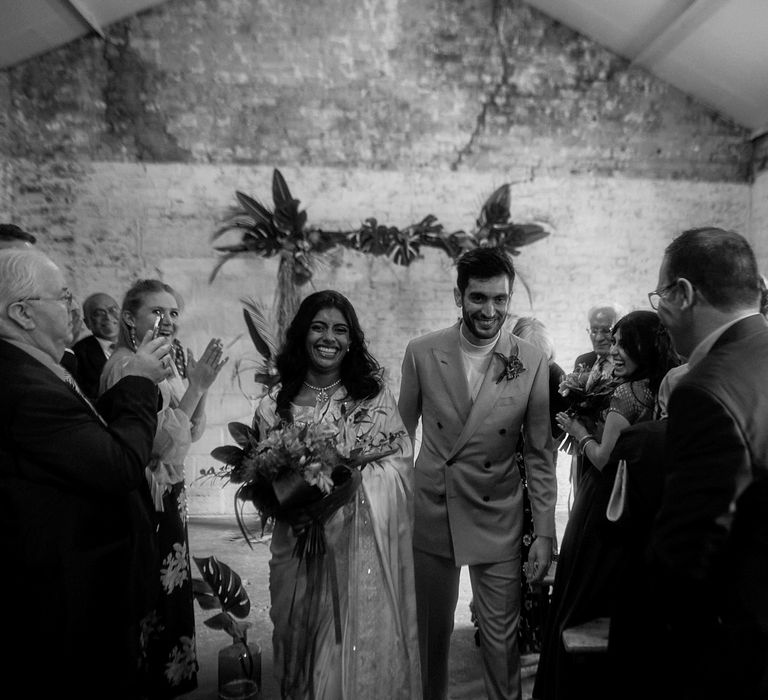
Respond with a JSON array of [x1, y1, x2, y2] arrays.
[[129, 330, 175, 384], [186, 338, 228, 392]]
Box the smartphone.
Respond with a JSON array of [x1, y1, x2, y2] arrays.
[[151, 315, 162, 339]]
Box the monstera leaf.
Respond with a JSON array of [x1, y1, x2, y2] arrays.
[[192, 555, 251, 642]]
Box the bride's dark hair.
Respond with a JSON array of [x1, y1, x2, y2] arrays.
[[611, 310, 679, 396], [274, 290, 383, 423]]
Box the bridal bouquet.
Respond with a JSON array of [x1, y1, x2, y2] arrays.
[[204, 401, 404, 556], [557, 362, 619, 455]]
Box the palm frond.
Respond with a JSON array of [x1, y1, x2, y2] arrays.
[[272, 169, 294, 208], [477, 183, 511, 230], [235, 191, 274, 229], [209, 251, 244, 283], [241, 298, 278, 362]]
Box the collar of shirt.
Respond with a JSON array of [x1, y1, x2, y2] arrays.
[[4, 338, 70, 382], [95, 335, 116, 357], [686, 312, 761, 369]]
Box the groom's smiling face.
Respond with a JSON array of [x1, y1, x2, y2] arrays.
[[455, 274, 511, 344]]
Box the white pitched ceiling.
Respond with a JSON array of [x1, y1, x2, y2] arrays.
[[523, 0, 768, 136], [0, 0, 169, 69]]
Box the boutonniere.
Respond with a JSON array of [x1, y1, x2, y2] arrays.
[[494, 352, 526, 384]]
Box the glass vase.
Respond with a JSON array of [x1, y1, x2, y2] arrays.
[[218, 637, 261, 700]]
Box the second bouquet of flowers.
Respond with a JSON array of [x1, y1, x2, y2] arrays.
[[557, 362, 619, 454]]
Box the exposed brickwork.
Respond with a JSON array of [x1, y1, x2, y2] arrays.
[[1, 0, 754, 180]]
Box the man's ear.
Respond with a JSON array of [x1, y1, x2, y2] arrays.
[[677, 278, 697, 310], [6, 301, 35, 331], [454, 287, 462, 308]]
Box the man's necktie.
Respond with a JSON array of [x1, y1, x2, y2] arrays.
[[62, 370, 107, 427]]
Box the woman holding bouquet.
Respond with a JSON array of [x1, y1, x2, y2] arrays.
[[100, 279, 227, 698], [533, 310, 679, 700], [254, 290, 421, 700]]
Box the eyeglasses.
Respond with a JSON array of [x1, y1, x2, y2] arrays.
[[648, 281, 677, 310], [587, 327, 612, 338], [90, 307, 119, 321], [19, 289, 75, 308]]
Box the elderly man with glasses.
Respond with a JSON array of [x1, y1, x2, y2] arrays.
[[73, 291, 121, 400], [0, 248, 175, 699]]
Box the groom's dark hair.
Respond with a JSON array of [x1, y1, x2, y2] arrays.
[[456, 247, 515, 295]]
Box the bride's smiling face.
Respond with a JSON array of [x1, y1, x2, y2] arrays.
[[305, 306, 350, 374]]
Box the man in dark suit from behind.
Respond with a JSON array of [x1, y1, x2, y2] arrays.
[[73, 292, 121, 400], [648, 227, 768, 700], [0, 248, 173, 699]]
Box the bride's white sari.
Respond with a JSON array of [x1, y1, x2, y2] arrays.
[[255, 384, 422, 699]]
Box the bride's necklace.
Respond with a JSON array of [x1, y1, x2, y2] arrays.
[[303, 378, 342, 405]]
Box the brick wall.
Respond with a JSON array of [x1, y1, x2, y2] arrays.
[[0, 0, 763, 514]]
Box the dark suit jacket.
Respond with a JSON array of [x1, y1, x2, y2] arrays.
[[573, 350, 597, 372], [649, 314, 768, 699], [0, 338, 159, 697], [73, 333, 109, 400]]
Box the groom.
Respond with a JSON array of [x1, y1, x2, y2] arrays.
[[398, 247, 557, 700]]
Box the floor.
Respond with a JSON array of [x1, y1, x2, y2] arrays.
[[181, 451, 572, 699], [182, 515, 538, 700]]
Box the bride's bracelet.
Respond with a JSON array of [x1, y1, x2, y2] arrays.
[[577, 435, 597, 454]]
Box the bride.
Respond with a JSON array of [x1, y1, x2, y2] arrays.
[[253, 290, 422, 700]]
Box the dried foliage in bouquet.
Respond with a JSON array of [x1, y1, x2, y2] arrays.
[[200, 401, 405, 561], [557, 363, 620, 454]]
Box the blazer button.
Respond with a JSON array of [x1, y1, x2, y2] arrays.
[[484, 461, 491, 469], [446, 458, 455, 466], [499, 428, 507, 435], [482, 496, 490, 502], [437, 421, 443, 429]]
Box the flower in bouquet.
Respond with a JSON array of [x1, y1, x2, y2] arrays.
[[201, 401, 405, 550], [557, 362, 620, 454]]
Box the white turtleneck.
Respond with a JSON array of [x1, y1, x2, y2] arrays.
[[458, 324, 499, 401]]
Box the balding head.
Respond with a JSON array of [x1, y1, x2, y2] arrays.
[[82, 292, 120, 341], [586, 304, 621, 357], [0, 248, 74, 361]]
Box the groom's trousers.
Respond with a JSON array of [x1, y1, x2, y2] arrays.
[[414, 548, 522, 700]]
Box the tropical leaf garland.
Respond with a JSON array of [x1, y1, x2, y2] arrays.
[[210, 168, 550, 283], [211, 168, 552, 360]]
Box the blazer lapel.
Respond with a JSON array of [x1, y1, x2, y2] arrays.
[[448, 332, 517, 459], [432, 324, 471, 424]]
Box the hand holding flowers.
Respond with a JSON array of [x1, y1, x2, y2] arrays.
[[557, 363, 619, 454], [200, 401, 405, 548]]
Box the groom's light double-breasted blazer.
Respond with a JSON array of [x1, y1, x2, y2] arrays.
[[398, 322, 557, 565]]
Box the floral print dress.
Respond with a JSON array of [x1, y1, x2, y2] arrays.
[[101, 347, 199, 698]]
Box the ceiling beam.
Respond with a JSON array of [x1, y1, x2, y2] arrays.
[[64, 0, 105, 38], [630, 0, 728, 69]]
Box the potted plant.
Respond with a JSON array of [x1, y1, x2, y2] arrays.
[[192, 555, 261, 699]]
